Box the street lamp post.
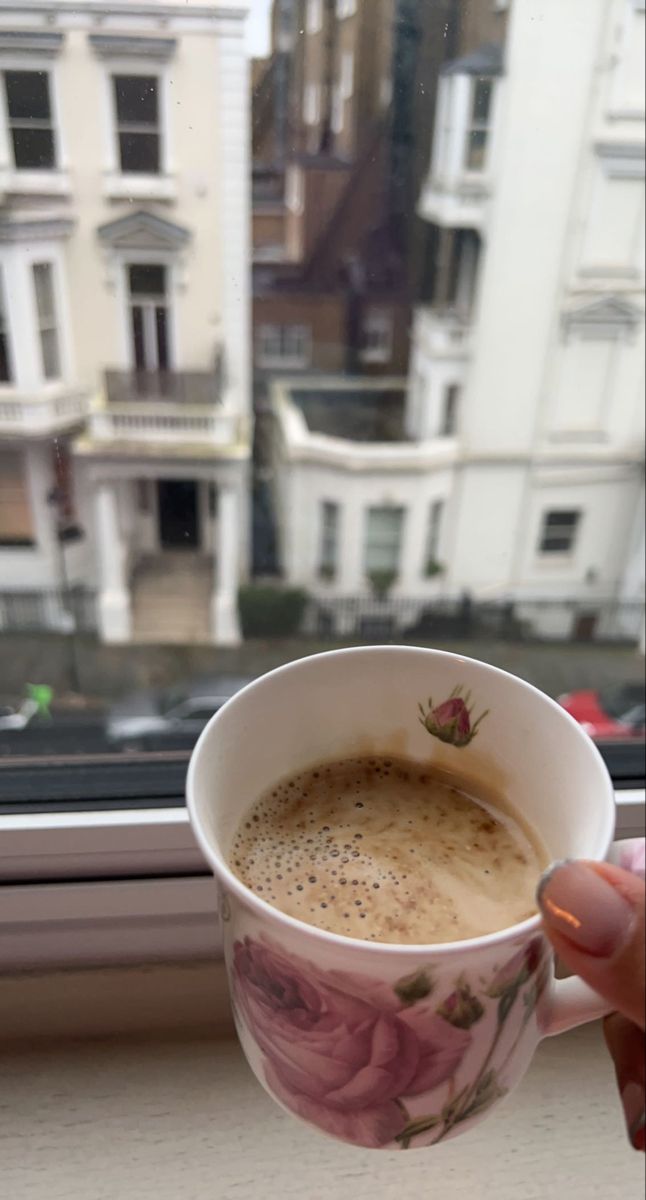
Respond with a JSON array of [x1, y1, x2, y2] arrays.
[[47, 485, 82, 694]]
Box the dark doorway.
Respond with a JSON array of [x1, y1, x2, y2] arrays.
[[574, 611, 599, 642], [158, 480, 199, 549]]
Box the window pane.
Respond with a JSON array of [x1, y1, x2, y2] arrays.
[[5, 70, 50, 120], [319, 501, 339, 575], [114, 76, 158, 126], [40, 327, 61, 380], [472, 77, 492, 123], [0, 271, 12, 383], [11, 127, 55, 170], [119, 131, 160, 174], [129, 265, 166, 297], [33, 263, 56, 324], [131, 305, 145, 369], [365, 507, 404, 573], [466, 129, 488, 170], [155, 306, 169, 370], [539, 511, 582, 553]]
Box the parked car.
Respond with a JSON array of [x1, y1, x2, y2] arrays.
[[106, 676, 253, 750], [558, 683, 645, 740]]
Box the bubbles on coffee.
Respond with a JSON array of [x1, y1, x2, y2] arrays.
[[229, 756, 547, 944]]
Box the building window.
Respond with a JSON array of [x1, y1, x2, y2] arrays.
[[4, 70, 56, 170], [128, 264, 170, 371], [440, 384, 460, 436], [424, 500, 444, 575], [0, 268, 13, 383], [340, 51, 355, 99], [337, 0, 358, 17], [539, 510, 582, 555], [465, 76, 493, 172], [360, 308, 393, 364], [364, 506, 405, 576], [286, 166, 304, 215], [113, 75, 161, 174], [0, 450, 34, 546], [256, 324, 311, 368], [331, 84, 344, 135], [303, 81, 321, 126], [306, 0, 323, 34], [32, 263, 61, 381], [318, 501, 340, 580]]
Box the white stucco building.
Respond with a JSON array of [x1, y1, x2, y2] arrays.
[[0, 0, 250, 644], [273, 0, 645, 643]]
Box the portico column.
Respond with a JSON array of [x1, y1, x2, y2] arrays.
[[212, 484, 241, 646], [94, 481, 131, 643]]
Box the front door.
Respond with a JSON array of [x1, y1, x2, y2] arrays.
[[158, 480, 199, 549]]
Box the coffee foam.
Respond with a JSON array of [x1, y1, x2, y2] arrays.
[[229, 756, 548, 945]]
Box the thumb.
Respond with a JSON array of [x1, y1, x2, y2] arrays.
[[537, 860, 645, 1030]]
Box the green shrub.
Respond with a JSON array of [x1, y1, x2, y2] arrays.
[[424, 559, 445, 579], [238, 584, 308, 637], [367, 569, 397, 599]]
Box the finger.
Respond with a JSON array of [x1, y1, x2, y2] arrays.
[[537, 861, 645, 1030], [604, 1013, 645, 1152]]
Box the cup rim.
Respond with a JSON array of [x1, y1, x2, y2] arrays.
[[186, 645, 616, 959]]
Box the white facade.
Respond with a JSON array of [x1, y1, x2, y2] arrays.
[[0, 0, 250, 645], [272, 378, 455, 606], [413, 0, 645, 640], [274, 0, 645, 645]]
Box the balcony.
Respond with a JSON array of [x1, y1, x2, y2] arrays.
[[104, 370, 221, 407], [418, 171, 491, 232], [82, 370, 246, 456], [0, 387, 90, 435]]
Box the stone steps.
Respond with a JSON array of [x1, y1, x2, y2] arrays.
[[131, 553, 213, 644]]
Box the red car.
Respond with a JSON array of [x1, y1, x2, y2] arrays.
[[558, 683, 645, 740]]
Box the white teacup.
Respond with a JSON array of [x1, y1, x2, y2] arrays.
[[187, 647, 615, 1150]]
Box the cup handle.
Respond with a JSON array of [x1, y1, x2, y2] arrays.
[[543, 976, 612, 1038], [542, 837, 645, 1037]]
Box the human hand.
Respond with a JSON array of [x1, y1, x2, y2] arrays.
[[537, 856, 645, 1152]]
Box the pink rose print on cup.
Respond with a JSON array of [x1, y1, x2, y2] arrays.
[[232, 937, 471, 1149], [419, 686, 489, 749]]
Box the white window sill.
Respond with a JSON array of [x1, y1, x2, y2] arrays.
[[0, 791, 642, 973], [103, 171, 177, 202], [0, 167, 71, 196]]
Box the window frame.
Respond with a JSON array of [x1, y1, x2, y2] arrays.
[[3, 66, 56, 171], [318, 499, 340, 579], [538, 509, 583, 556], [112, 72, 162, 177], [359, 307, 394, 364], [0, 263, 14, 383], [303, 80, 321, 126], [424, 498, 445, 572], [306, 0, 323, 35], [440, 383, 460, 436], [99, 58, 174, 200], [0, 53, 69, 194], [256, 322, 312, 368], [464, 75, 495, 174], [32, 261, 62, 381], [337, 0, 358, 18], [364, 504, 405, 576], [0, 790, 642, 970]]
